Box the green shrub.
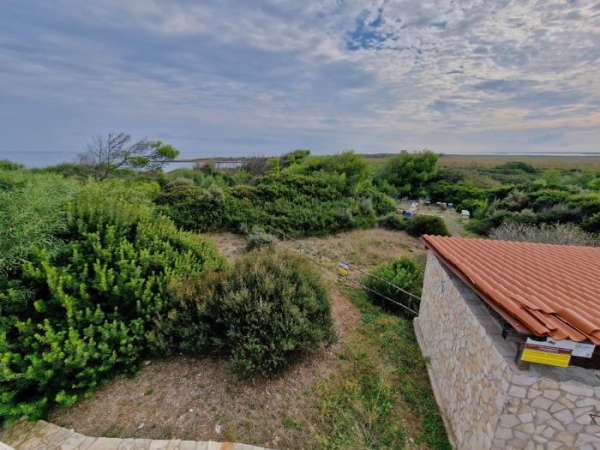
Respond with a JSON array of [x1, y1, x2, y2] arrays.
[[362, 257, 424, 317], [244, 227, 277, 251], [456, 198, 487, 215], [0, 160, 25, 171], [377, 213, 407, 231], [530, 189, 571, 210], [581, 212, 600, 233], [203, 247, 335, 377], [0, 171, 79, 273], [404, 215, 450, 237], [0, 181, 226, 421], [155, 183, 227, 232]]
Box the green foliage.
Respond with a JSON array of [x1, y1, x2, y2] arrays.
[[404, 215, 450, 237], [489, 222, 599, 246], [155, 151, 395, 237], [0, 160, 25, 171], [0, 170, 79, 273], [224, 172, 385, 236], [0, 180, 225, 421], [377, 213, 407, 231], [375, 150, 438, 197], [155, 183, 227, 232], [362, 257, 424, 317], [279, 149, 311, 168], [582, 213, 600, 233], [503, 190, 530, 211], [290, 151, 371, 194], [461, 176, 600, 236], [456, 198, 487, 215], [243, 227, 277, 252], [203, 247, 335, 378], [426, 181, 491, 206], [32, 163, 93, 179], [542, 168, 564, 188], [313, 290, 450, 450], [493, 161, 536, 173]]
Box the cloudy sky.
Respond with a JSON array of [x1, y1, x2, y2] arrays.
[[1, 0, 599, 165]]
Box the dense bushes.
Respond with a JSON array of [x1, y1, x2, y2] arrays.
[[377, 213, 407, 231], [0, 171, 78, 273], [155, 182, 228, 232], [156, 157, 396, 237], [201, 247, 335, 377], [404, 215, 450, 237], [1, 179, 226, 420], [489, 222, 599, 246], [375, 150, 438, 197], [362, 257, 424, 317], [467, 188, 600, 235], [377, 213, 450, 237]]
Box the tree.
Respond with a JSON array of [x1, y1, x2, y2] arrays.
[[77, 133, 179, 181], [375, 150, 438, 198]]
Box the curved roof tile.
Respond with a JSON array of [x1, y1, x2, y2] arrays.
[[422, 235, 600, 345]]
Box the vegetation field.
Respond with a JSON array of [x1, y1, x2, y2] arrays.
[[50, 230, 449, 449], [1, 140, 599, 449], [364, 153, 600, 171]]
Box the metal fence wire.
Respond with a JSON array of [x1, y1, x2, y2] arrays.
[[266, 226, 419, 316]]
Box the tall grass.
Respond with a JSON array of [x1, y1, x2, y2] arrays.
[[311, 289, 451, 450]]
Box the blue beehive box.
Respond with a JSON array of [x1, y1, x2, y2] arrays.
[[403, 211, 413, 218]]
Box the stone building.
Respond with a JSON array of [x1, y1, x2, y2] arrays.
[[415, 236, 600, 450]]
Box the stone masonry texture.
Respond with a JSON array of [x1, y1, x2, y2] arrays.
[[0, 418, 273, 450], [415, 253, 600, 450]]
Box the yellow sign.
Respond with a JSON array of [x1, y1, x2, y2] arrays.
[[521, 349, 571, 367], [338, 262, 349, 277]]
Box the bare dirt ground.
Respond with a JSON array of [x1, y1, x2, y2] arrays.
[[51, 228, 425, 448]]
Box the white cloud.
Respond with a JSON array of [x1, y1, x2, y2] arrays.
[[0, 0, 599, 157]]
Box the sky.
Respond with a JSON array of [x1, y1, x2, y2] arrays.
[[1, 0, 600, 166]]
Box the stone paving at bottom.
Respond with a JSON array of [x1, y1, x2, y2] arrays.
[[0, 418, 272, 450]]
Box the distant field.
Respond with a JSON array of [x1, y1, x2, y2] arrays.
[[364, 153, 600, 170]]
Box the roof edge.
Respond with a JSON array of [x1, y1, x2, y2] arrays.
[[421, 235, 530, 334]]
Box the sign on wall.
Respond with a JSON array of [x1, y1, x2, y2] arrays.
[[521, 337, 596, 368]]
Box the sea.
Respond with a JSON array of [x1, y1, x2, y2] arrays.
[[1, 151, 599, 170], [0, 151, 196, 171]]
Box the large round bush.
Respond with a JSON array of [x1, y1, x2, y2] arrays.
[[205, 247, 336, 377]]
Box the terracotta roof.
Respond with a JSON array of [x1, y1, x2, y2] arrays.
[[421, 235, 600, 345]]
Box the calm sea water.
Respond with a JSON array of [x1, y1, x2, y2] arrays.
[[1, 151, 599, 169], [0, 152, 197, 171]]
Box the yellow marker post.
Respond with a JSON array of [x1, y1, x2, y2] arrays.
[[338, 262, 349, 277]]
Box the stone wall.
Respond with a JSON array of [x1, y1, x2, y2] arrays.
[[414, 253, 600, 450]]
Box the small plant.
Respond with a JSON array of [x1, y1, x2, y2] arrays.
[[282, 416, 297, 428], [362, 256, 424, 317], [143, 389, 154, 396], [103, 423, 125, 438], [244, 227, 277, 251]]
